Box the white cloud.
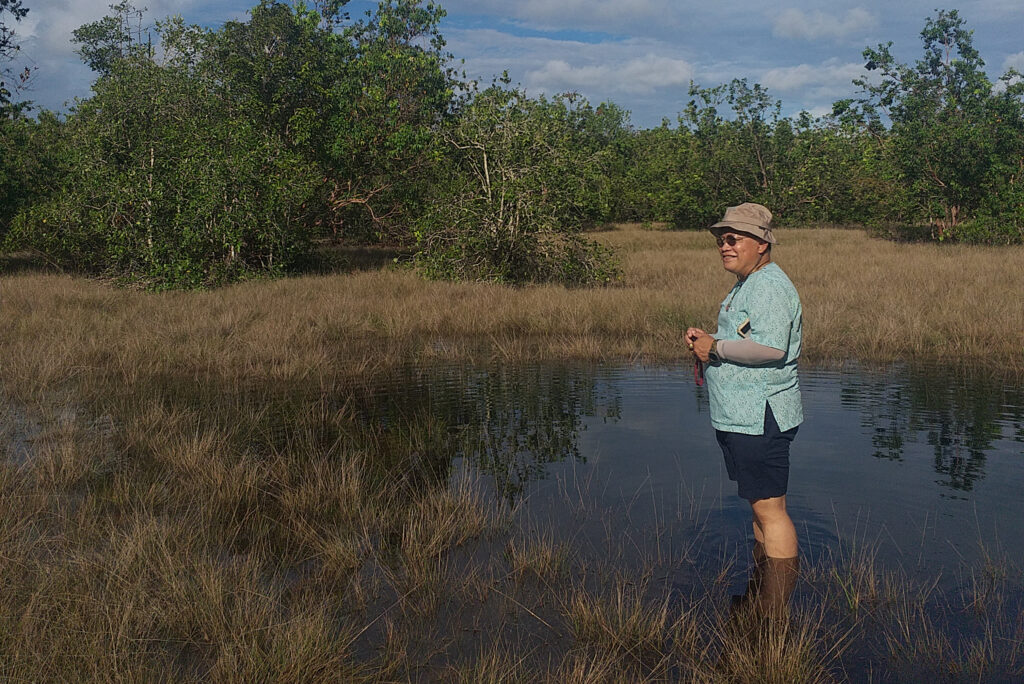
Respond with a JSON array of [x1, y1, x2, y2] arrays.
[[448, 28, 696, 97], [772, 7, 877, 41], [11, 0, 1017, 127], [445, 28, 699, 123], [1003, 51, 1024, 73], [803, 104, 835, 119], [441, 0, 684, 35], [960, 0, 1024, 22], [16, 0, 203, 110], [527, 54, 693, 95], [760, 60, 864, 94], [23, 0, 199, 54], [761, 58, 864, 102]]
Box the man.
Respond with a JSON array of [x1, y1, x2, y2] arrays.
[[685, 202, 803, 616]]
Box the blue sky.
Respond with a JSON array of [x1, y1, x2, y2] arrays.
[[12, 0, 1024, 127]]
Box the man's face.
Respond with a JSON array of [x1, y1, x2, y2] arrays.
[[716, 231, 768, 277]]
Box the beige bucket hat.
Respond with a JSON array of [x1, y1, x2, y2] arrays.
[[709, 202, 777, 244]]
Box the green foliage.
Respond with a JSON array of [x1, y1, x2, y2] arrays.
[[0, 110, 60, 237], [838, 9, 1024, 240], [213, 1, 345, 154], [613, 123, 681, 222], [212, 0, 455, 241], [667, 79, 877, 229], [72, 1, 148, 76], [0, 0, 29, 110], [328, 0, 455, 239], [562, 98, 634, 225], [412, 85, 620, 285], [9, 2, 1024, 289], [7, 31, 320, 288], [7, 0, 463, 287]]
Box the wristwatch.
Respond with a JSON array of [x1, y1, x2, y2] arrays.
[[707, 338, 721, 363]]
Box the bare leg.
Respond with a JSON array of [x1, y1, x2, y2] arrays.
[[750, 495, 797, 559]]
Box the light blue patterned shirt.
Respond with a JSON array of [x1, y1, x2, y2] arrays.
[[704, 262, 803, 435]]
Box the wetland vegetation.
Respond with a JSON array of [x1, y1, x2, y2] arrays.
[[2, 225, 1022, 680], [3, 0, 1024, 679]]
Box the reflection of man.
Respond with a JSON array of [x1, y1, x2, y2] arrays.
[[685, 203, 803, 616]]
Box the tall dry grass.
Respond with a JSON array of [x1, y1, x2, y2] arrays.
[[3, 226, 1020, 380]]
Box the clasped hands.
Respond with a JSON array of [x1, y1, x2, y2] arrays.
[[685, 327, 715, 363]]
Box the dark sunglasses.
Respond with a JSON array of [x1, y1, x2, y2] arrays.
[[715, 234, 748, 248]]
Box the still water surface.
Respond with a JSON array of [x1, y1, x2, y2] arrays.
[[365, 361, 1024, 585]]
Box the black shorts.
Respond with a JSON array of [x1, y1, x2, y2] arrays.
[[715, 404, 798, 501]]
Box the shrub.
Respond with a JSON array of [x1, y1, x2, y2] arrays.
[[5, 39, 320, 288], [412, 86, 621, 286]]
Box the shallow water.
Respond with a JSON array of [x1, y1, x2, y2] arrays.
[[364, 361, 1024, 586]]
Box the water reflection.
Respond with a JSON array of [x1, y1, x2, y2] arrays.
[[837, 364, 1023, 492], [353, 361, 1024, 576], [354, 364, 623, 499], [362, 361, 1022, 501]]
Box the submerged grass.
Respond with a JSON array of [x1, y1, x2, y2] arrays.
[[1, 225, 1022, 679], [0, 379, 1022, 679]]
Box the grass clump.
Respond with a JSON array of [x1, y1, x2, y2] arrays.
[[566, 581, 671, 667], [507, 533, 571, 582]]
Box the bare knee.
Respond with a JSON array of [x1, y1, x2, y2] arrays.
[[750, 495, 790, 526], [749, 496, 797, 558]]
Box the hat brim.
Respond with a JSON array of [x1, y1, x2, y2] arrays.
[[708, 221, 777, 244]]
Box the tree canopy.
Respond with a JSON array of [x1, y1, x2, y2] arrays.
[[0, 0, 30, 111], [2, 5, 1022, 288]]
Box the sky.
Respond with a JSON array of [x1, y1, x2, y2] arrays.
[[9, 0, 1024, 128]]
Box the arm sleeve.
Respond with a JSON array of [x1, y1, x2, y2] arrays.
[[717, 338, 785, 365]]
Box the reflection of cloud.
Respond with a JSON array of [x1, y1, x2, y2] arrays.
[[528, 55, 693, 95], [772, 7, 876, 41]]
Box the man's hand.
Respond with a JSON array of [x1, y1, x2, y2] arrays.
[[685, 327, 706, 347], [691, 333, 715, 363]]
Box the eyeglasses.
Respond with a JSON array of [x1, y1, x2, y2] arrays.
[[715, 234, 748, 248]]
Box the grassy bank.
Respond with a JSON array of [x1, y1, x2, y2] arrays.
[[0, 225, 1022, 680], [4, 225, 1021, 380]]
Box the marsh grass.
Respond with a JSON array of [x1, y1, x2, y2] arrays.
[[567, 579, 672, 666], [1, 225, 1022, 679], [1, 382, 1022, 679], [5, 226, 1019, 382], [507, 533, 571, 582]]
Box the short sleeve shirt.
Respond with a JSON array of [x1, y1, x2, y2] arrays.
[[704, 262, 803, 435]]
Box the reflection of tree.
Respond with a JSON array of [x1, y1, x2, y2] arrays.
[[841, 380, 908, 461], [352, 364, 622, 501], [840, 365, 1023, 492]]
